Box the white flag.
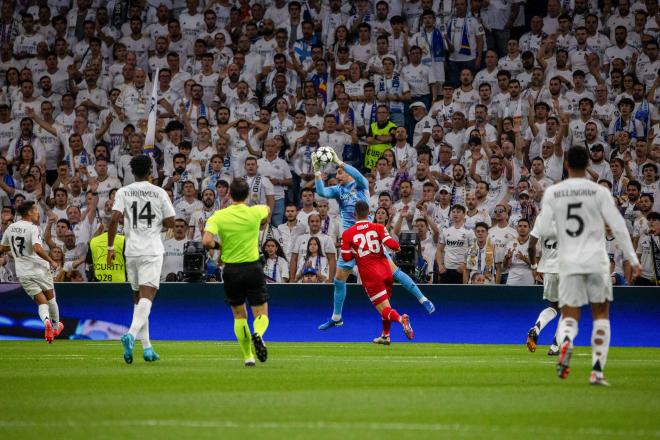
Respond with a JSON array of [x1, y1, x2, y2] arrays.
[[144, 69, 159, 154]]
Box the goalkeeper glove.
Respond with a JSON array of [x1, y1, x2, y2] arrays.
[[311, 152, 322, 174], [329, 149, 343, 166]]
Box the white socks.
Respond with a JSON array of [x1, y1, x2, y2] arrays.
[[38, 304, 50, 324], [131, 304, 152, 349], [47, 298, 59, 324], [535, 307, 558, 333], [128, 298, 152, 340], [557, 317, 578, 346], [591, 319, 611, 374], [139, 318, 152, 349]]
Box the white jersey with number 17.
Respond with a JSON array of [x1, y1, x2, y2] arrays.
[[534, 178, 638, 276], [112, 181, 176, 257], [0, 220, 49, 277]]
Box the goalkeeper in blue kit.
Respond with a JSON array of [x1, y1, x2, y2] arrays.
[[312, 149, 435, 331]]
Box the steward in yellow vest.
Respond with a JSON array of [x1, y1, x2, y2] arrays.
[[88, 232, 126, 282], [365, 109, 396, 169]]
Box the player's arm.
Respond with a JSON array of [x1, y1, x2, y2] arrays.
[[528, 234, 538, 267], [598, 189, 641, 275], [202, 231, 221, 251], [202, 214, 221, 251], [314, 176, 338, 199], [342, 163, 369, 189], [33, 242, 58, 270], [381, 227, 401, 252], [163, 216, 175, 229], [106, 209, 122, 265]]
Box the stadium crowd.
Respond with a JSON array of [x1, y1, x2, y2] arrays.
[[0, 0, 658, 285]]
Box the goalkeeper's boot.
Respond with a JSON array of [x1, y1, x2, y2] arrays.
[[252, 333, 268, 363], [401, 314, 414, 340], [422, 299, 435, 314], [372, 335, 391, 345], [318, 317, 343, 331], [556, 338, 573, 379], [44, 320, 54, 344], [121, 333, 135, 364], [589, 371, 610, 387], [526, 327, 539, 352], [143, 347, 160, 362], [53, 322, 64, 338]]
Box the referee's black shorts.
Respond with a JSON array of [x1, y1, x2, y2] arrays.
[[222, 261, 269, 306]]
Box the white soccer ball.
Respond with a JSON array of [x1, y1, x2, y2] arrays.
[[316, 146, 335, 165]]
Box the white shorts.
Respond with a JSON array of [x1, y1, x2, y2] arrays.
[[20, 271, 54, 297], [558, 273, 613, 308], [126, 255, 163, 292], [543, 273, 560, 303]]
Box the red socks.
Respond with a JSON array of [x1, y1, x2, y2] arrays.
[[381, 318, 392, 336], [380, 307, 401, 323]]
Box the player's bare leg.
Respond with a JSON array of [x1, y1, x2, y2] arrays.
[[556, 306, 580, 379], [387, 259, 435, 314], [250, 303, 269, 363], [122, 286, 157, 364], [375, 300, 413, 340], [589, 301, 611, 386], [318, 267, 350, 330], [527, 301, 559, 353], [32, 291, 54, 343]]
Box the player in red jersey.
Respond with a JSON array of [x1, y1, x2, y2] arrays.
[[340, 201, 414, 344]]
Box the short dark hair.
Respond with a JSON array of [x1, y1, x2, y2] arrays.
[[474, 222, 489, 231], [130, 155, 152, 179], [230, 178, 250, 202], [355, 201, 370, 219], [566, 146, 590, 171], [18, 201, 36, 217]]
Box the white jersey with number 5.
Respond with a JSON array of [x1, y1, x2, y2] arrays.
[[0, 220, 49, 277], [535, 178, 638, 275], [112, 181, 176, 257]]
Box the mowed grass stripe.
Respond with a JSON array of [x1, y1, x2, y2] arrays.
[[1, 341, 658, 440]]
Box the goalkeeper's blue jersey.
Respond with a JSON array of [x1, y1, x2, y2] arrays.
[[315, 164, 370, 229]]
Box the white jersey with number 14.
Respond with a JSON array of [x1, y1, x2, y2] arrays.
[[534, 178, 638, 276], [112, 181, 176, 257]]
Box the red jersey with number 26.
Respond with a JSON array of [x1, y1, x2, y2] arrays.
[[341, 221, 401, 298]]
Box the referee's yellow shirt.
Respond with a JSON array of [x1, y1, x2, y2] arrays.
[[205, 203, 269, 263]]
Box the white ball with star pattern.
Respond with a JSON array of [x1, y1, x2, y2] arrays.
[[316, 146, 335, 166]]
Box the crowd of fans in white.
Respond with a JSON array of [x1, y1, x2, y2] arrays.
[[0, 0, 658, 285]]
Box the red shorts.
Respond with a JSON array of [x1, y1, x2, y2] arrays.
[[361, 272, 393, 306]]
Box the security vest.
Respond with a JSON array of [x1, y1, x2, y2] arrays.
[[365, 121, 396, 170], [89, 232, 126, 282]]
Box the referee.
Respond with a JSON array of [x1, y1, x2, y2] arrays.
[[203, 179, 271, 367]]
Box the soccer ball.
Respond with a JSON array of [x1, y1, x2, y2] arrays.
[[316, 146, 335, 165]]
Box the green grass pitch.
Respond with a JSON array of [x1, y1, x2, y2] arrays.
[[1, 341, 659, 440]]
